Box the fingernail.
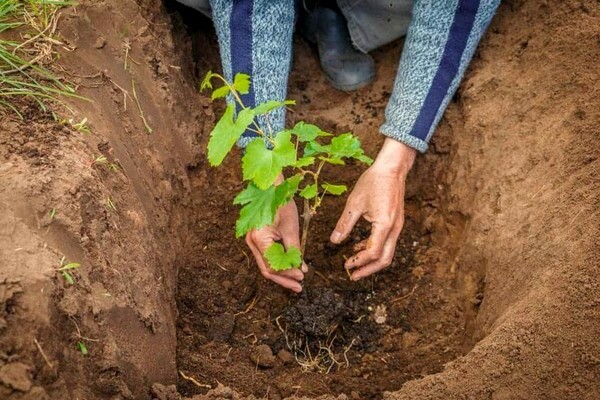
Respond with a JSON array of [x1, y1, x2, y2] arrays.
[[301, 263, 308, 273], [331, 231, 342, 243]]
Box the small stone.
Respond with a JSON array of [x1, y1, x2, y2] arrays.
[[249, 344, 276, 368], [21, 386, 49, 400], [150, 383, 180, 400], [411, 266, 426, 279], [221, 280, 232, 290], [94, 37, 106, 49], [373, 305, 387, 324], [402, 332, 420, 349], [276, 349, 294, 365], [0, 362, 32, 392]]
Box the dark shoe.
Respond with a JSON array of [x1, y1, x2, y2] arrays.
[[304, 7, 375, 91]]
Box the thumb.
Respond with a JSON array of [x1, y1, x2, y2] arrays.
[[331, 201, 361, 244]]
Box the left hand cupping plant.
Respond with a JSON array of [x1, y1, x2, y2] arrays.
[[201, 72, 372, 271]]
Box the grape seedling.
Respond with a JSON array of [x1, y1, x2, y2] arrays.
[[201, 72, 372, 271]]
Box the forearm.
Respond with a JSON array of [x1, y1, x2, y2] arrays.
[[380, 0, 500, 152], [209, 0, 295, 147]]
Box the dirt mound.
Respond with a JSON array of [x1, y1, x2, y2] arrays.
[[0, 0, 598, 399]]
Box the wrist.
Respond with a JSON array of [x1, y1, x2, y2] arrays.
[[373, 138, 417, 176]]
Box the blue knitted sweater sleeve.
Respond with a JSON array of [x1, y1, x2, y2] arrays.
[[209, 0, 295, 148], [380, 0, 500, 152]]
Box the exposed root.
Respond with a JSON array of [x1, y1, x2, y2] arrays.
[[275, 315, 356, 374], [179, 370, 212, 389]]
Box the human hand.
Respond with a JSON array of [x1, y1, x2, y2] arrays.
[[245, 176, 308, 292], [330, 138, 417, 280]]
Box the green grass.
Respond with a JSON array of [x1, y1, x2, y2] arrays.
[[0, 0, 80, 117]]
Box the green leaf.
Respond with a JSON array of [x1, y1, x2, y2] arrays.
[[242, 131, 296, 189], [292, 122, 332, 143], [58, 262, 80, 271], [208, 104, 255, 166], [303, 140, 327, 157], [264, 243, 302, 271], [322, 183, 347, 195], [295, 156, 315, 168], [211, 85, 230, 100], [233, 73, 251, 94], [319, 156, 345, 165], [304, 133, 373, 165], [62, 271, 74, 285], [233, 175, 301, 237], [77, 342, 88, 355], [300, 183, 318, 199], [253, 100, 295, 115], [292, 122, 321, 142]]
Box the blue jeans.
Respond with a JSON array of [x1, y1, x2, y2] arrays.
[[174, 0, 412, 53]]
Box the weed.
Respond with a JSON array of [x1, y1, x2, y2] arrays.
[[202, 72, 372, 271], [76, 341, 88, 355], [92, 155, 119, 172], [48, 207, 56, 221], [131, 79, 152, 134], [56, 256, 79, 285], [0, 0, 82, 116], [105, 196, 117, 212]]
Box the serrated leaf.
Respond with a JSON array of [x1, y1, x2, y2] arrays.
[[322, 183, 347, 195], [253, 100, 295, 115], [211, 85, 230, 100], [304, 133, 372, 165], [264, 243, 302, 271], [295, 156, 315, 168], [242, 131, 296, 189], [208, 105, 255, 166], [233, 73, 251, 94], [292, 122, 321, 142], [233, 175, 301, 237], [62, 271, 74, 285], [303, 140, 327, 157], [300, 183, 318, 199]]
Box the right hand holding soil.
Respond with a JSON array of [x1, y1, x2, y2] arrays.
[[330, 138, 417, 280]]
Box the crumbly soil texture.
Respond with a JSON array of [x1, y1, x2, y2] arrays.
[[0, 1, 599, 400]]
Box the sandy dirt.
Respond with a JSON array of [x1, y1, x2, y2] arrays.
[[0, 0, 598, 399]]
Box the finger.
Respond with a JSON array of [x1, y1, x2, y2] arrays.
[[345, 222, 391, 269], [277, 268, 304, 281], [246, 238, 303, 292], [266, 272, 303, 293], [351, 237, 396, 280], [350, 217, 403, 279], [330, 201, 362, 244]]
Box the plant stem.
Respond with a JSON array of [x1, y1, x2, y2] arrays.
[[215, 75, 275, 146], [301, 160, 324, 257], [300, 197, 313, 256]]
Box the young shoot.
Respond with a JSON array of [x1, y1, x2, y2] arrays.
[[57, 256, 80, 285], [202, 72, 372, 271]]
